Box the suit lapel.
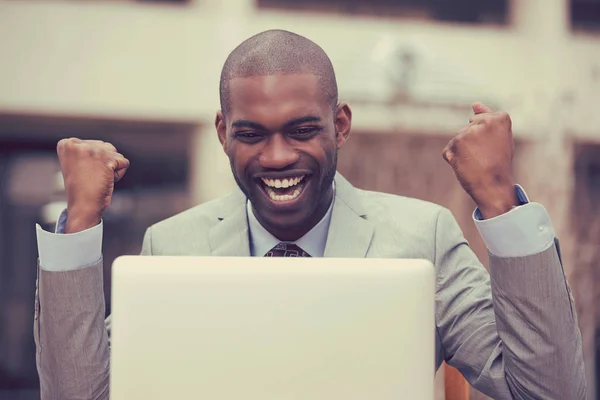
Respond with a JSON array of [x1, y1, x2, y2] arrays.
[[324, 174, 374, 258], [209, 190, 251, 257]]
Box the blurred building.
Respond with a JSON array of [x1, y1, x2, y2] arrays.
[[0, 0, 599, 399]]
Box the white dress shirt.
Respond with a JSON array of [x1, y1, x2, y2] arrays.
[[36, 185, 555, 271], [247, 198, 334, 258]]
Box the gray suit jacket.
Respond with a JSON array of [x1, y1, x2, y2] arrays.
[[34, 174, 586, 400]]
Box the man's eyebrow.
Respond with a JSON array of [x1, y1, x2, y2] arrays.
[[282, 116, 322, 129], [231, 120, 267, 130]]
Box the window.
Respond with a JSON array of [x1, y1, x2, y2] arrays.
[[257, 0, 509, 25], [571, 0, 600, 32], [0, 115, 198, 397]]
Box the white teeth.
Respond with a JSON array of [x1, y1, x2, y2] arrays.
[[266, 187, 302, 202], [261, 175, 305, 189], [262, 175, 305, 202]]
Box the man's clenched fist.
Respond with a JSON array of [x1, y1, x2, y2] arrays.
[[443, 102, 518, 219], [57, 138, 130, 233]]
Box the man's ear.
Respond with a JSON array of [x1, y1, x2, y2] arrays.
[[334, 102, 352, 149], [215, 111, 228, 153]]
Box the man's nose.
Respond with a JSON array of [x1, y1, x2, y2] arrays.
[[259, 134, 299, 169]]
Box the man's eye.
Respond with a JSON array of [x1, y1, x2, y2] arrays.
[[292, 127, 319, 137], [235, 131, 263, 142]]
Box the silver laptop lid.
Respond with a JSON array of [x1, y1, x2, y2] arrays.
[[110, 256, 434, 400]]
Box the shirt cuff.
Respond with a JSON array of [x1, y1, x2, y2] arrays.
[[473, 185, 555, 258], [36, 209, 103, 271]]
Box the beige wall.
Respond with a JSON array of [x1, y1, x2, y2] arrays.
[[1, 0, 599, 134]]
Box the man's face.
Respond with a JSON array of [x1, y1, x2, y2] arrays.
[[216, 73, 351, 241]]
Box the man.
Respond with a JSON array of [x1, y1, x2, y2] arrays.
[[34, 30, 585, 400]]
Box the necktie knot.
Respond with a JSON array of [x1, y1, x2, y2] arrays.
[[264, 242, 311, 257]]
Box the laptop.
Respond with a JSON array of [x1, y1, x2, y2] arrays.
[[110, 256, 435, 400]]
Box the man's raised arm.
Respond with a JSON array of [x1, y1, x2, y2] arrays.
[[437, 103, 586, 399], [34, 138, 129, 400]]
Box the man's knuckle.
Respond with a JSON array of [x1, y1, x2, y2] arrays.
[[492, 111, 510, 125], [106, 159, 117, 170], [479, 117, 491, 126], [454, 133, 467, 144], [56, 140, 66, 153], [57, 138, 79, 154], [498, 111, 510, 121]]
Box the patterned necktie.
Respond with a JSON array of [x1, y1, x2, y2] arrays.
[[264, 242, 311, 257]]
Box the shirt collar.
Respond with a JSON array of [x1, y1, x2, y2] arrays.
[[246, 184, 335, 257]]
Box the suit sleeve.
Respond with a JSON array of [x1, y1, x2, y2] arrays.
[[434, 207, 586, 400], [35, 259, 110, 400], [35, 227, 154, 400]]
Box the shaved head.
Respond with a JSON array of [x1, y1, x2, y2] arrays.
[[219, 29, 338, 117]]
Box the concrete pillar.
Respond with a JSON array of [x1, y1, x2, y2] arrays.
[[188, 0, 256, 204], [189, 125, 237, 205], [511, 1, 595, 398], [510, 0, 572, 277]]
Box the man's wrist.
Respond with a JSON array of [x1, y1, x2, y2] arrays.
[[473, 184, 519, 219], [64, 207, 102, 234]]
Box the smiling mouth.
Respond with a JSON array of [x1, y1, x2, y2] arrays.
[[259, 175, 307, 202]]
